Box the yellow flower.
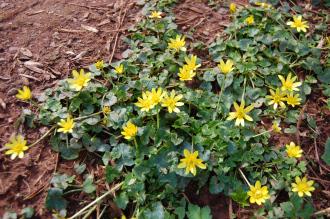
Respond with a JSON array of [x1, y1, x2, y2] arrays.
[[245, 15, 254, 25], [285, 92, 301, 107], [168, 35, 186, 52], [102, 106, 111, 115], [146, 88, 163, 105], [68, 69, 91, 91], [286, 15, 309, 32], [16, 86, 32, 101], [114, 64, 124, 74], [218, 59, 234, 74], [57, 117, 75, 133], [135, 91, 154, 112], [121, 121, 138, 140], [95, 60, 104, 70], [271, 121, 282, 133], [184, 55, 201, 71], [4, 135, 29, 160], [291, 176, 315, 197], [286, 142, 303, 158], [278, 73, 302, 92], [247, 180, 270, 205], [227, 101, 254, 127], [266, 88, 286, 110], [178, 149, 206, 176], [178, 65, 196, 81], [326, 36, 330, 48], [229, 3, 236, 14], [149, 11, 162, 19], [161, 90, 184, 113], [255, 2, 272, 9]]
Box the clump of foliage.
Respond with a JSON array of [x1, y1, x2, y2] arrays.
[[3, 0, 330, 218]]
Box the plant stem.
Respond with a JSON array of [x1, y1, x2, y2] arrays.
[[28, 126, 56, 148], [74, 111, 102, 121], [238, 168, 251, 187], [216, 76, 226, 113], [156, 111, 160, 129], [82, 205, 97, 219], [68, 182, 123, 219], [241, 77, 247, 102], [134, 137, 139, 158], [251, 130, 272, 138]]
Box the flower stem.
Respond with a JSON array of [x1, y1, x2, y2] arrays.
[[68, 182, 123, 219], [156, 111, 160, 129], [28, 125, 56, 148], [241, 77, 247, 102], [238, 168, 251, 187], [134, 137, 139, 157], [216, 77, 226, 113]]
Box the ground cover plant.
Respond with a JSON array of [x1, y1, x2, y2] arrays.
[[2, 0, 330, 218]]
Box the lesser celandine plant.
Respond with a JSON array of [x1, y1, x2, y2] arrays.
[[3, 0, 328, 218]]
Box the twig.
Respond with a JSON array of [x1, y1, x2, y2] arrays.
[[296, 100, 308, 145], [19, 73, 41, 81], [28, 126, 56, 148], [68, 182, 123, 219], [67, 3, 107, 11], [229, 198, 233, 219], [313, 207, 330, 216], [109, 1, 132, 64], [82, 205, 97, 219], [59, 28, 84, 34], [314, 137, 323, 175], [97, 206, 107, 219], [238, 168, 251, 187]]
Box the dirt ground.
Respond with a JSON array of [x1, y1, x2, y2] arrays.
[[0, 0, 329, 218]]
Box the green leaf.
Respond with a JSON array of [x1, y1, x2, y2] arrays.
[[21, 207, 34, 218], [74, 163, 86, 174], [186, 204, 212, 219], [321, 137, 330, 165], [45, 188, 67, 210], [105, 92, 118, 106], [230, 187, 249, 207], [105, 165, 120, 183], [51, 174, 75, 190], [175, 207, 186, 219], [102, 151, 111, 165], [142, 202, 165, 219], [114, 192, 129, 209], [82, 175, 96, 194], [209, 176, 223, 194], [2, 211, 17, 219]]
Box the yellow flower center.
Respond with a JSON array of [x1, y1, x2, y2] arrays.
[[11, 142, 26, 153], [296, 182, 309, 192], [236, 108, 245, 119], [254, 190, 263, 199], [293, 19, 304, 28]]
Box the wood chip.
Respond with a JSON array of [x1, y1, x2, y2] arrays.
[[97, 19, 110, 26], [0, 97, 6, 110], [23, 61, 56, 79], [48, 67, 62, 76], [19, 73, 41, 81], [72, 51, 88, 60], [26, 10, 44, 16], [59, 28, 84, 33], [20, 48, 33, 57], [81, 24, 99, 33]]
